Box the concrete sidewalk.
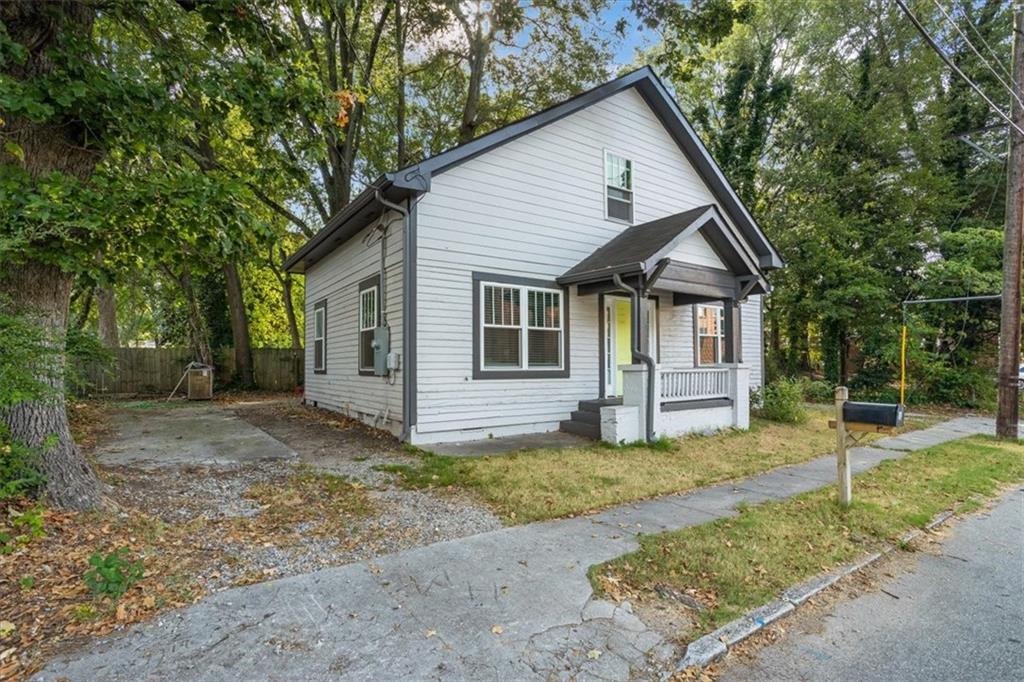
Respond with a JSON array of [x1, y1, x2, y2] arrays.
[[37, 417, 996, 681]]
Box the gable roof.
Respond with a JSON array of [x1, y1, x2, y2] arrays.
[[284, 66, 783, 273], [558, 205, 764, 285]]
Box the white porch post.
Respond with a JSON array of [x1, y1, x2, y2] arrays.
[[621, 363, 660, 439], [728, 364, 750, 429]]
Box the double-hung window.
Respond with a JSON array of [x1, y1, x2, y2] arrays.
[[358, 276, 379, 374], [604, 150, 633, 223], [696, 304, 724, 365], [313, 300, 327, 373], [475, 275, 568, 378]]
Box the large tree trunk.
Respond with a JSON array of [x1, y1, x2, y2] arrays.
[[1, 1, 104, 509], [281, 272, 302, 352], [0, 261, 104, 510], [223, 262, 255, 388], [95, 284, 119, 348]]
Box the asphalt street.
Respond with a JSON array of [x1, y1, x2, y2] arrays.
[[723, 488, 1024, 682]]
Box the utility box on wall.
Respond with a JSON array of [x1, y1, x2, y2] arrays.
[[372, 326, 390, 376]]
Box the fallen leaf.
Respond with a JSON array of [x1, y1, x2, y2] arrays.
[[491, 624, 504, 635], [586, 649, 602, 659], [425, 629, 436, 638], [0, 622, 14, 638]]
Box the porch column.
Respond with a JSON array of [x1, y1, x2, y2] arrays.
[[722, 298, 742, 363]]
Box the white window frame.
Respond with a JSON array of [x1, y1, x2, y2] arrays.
[[358, 284, 378, 372], [696, 304, 724, 366], [604, 149, 634, 224], [479, 280, 565, 373], [313, 302, 326, 372]]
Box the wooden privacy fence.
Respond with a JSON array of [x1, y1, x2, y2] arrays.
[[75, 347, 304, 395]]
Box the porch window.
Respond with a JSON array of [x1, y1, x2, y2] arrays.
[[604, 150, 633, 223], [358, 276, 379, 373], [313, 300, 326, 373], [474, 274, 569, 379], [696, 304, 723, 365]]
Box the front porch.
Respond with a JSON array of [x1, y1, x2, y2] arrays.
[[557, 205, 768, 443]]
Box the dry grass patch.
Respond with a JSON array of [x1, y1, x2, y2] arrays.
[[380, 408, 939, 523], [592, 436, 1024, 635]]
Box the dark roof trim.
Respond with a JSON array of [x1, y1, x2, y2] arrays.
[[389, 66, 781, 269], [284, 178, 415, 273], [558, 206, 763, 287], [285, 65, 782, 273], [634, 74, 783, 269]]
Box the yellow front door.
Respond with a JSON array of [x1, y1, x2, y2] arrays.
[[614, 299, 632, 394]]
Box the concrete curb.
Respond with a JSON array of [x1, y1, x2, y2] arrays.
[[672, 507, 957, 673]]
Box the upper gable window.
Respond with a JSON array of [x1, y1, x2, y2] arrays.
[[604, 150, 633, 223]]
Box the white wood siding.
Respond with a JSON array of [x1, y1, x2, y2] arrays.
[[304, 212, 403, 433], [667, 231, 728, 270], [412, 87, 764, 442]]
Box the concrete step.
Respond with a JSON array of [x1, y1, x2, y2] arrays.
[[570, 409, 601, 425], [578, 398, 622, 414], [559, 419, 600, 440]]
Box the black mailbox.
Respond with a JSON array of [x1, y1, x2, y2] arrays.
[[843, 401, 904, 427]]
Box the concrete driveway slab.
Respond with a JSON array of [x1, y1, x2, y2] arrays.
[[96, 403, 296, 468]]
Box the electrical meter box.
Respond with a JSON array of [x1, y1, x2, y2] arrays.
[[372, 326, 390, 376]]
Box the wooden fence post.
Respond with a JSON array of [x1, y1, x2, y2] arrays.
[[835, 385, 851, 507]]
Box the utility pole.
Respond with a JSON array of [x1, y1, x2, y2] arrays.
[[997, 4, 1024, 439]]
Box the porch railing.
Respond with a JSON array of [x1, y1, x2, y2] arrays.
[[659, 367, 730, 402]]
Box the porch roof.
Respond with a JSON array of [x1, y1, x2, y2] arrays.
[[556, 206, 769, 301]]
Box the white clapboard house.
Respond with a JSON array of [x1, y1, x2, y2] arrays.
[[284, 67, 782, 446]]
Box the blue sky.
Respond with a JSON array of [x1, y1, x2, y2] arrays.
[[603, 1, 658, 67]]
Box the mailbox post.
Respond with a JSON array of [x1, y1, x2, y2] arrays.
[[834, 386, 852, 507], [830, 390, 902, 508]]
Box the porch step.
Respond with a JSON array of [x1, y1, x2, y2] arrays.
[[559, 397, 622, 440], [570, 409, 601, 425], [559, 419, 601, 440], [577, 397, 622, 414]]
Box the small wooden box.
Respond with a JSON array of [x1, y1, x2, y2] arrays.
[[187, 367, 213, 400]]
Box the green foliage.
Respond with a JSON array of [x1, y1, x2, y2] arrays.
[[0, 435, 44, 501], [0, 306, 59, 408], [754, 378, 807, 424], [796, 377, 834, 404], [65, 327, 115, 395], [0, 505, 46, 554], [83, 548, 144, 599]]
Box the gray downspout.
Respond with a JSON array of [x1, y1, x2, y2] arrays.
[[375, 190, 410, 438], [612, 273, 656, 443]]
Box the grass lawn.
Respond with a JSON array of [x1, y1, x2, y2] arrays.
[[379, 407, 938, 523], [591, 435, 1024, 635]]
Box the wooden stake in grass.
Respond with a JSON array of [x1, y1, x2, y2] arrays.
[[835, 386, 851, 507]]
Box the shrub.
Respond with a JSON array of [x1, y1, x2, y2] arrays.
[[83, 548, 144, 599], [0, 430, 44, 501], [755, 378, 807, 424], [800, 378, 835, 404], [0, 505, 46, 554]]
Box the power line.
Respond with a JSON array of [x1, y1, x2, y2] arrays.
[[931, 0, 1024, 108], [957, 0, 1018, 87], [895, 0, 1024, 136]]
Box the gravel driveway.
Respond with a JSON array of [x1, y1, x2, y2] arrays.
[[96, 397, 500, 586]]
